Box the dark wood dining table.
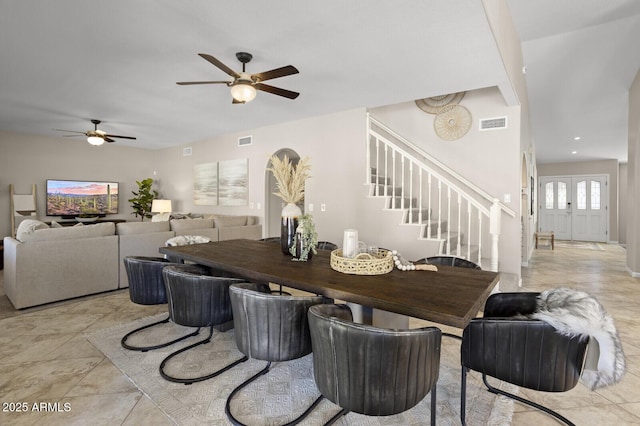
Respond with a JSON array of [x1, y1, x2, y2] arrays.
[[159, 239, 500, 329]]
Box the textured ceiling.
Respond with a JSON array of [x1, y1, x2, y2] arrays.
[[1, 0, 639, 165]]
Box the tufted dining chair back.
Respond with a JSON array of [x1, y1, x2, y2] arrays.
[[308, 303, 441, 425]]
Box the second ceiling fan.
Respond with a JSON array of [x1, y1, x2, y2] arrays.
[[177, 52, 299, 103]]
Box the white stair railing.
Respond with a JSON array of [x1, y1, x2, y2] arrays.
[[365, 114, 516, 272]]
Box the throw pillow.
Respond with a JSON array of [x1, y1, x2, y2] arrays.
[[16, 219, 49, 241], [50, 221, 63, 228], [152, 212, 171, 222]]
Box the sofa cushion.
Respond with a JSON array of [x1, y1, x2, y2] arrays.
[[16, 219, 49, 241], [20, 222, 116, 242], [116, 221, 170, 235], [170, 218, 214, 232], [214, 215, 248, 228]]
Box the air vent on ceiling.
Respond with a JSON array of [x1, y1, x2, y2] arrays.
[[479, 116, 507, 131], [183, 147, 192, 156], [238, 135, 252, 147]]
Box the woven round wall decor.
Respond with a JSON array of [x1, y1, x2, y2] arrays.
[[434, 104, 472, 141], [415, 92, 466, 114]]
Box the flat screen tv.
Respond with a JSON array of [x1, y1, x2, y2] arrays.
[[46, 179, 119, 217]]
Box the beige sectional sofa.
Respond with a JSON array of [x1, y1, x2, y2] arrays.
[[3, 215, 262, 309], [3, 222, 120, 309]]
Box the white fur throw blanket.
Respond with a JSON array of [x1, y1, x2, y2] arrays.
[[165, 235, 211, 246], [531, 288, 625, 390]]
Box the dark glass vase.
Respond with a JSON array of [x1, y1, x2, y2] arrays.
[[281, 216, 298, 255], [294, 235, 313, 260], [280, 203, 302, 256]]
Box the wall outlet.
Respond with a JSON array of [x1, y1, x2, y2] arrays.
[[308, 203, 314, 212]]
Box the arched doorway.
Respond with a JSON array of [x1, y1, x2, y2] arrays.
[[264, 148, 302, 238]]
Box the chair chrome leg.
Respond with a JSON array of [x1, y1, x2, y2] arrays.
[[482, 374, 576, 426], [324, 408, 349, 426], [225, 361, 323, 426], [430, 381, 437, 426], [121, 313, 200, 352], [460, 366, 467, 425], [159, 324, 248, 385]]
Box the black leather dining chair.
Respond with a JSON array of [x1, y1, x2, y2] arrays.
[[316, 241, 338, 250], [159, 265, 250, 384], [225, 282, 332, 426], [121, 256, 201, 351], [308, 304, 442, 426], [460, 292, 589, 426], [415, 255, 481, 270]]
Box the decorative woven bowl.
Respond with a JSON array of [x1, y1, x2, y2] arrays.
[[330, 249, 393, 275]]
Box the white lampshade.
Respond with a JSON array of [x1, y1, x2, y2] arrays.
[[230, 82, 257, 103], [87, 136, 105, 146], [151, 199, 172, 213]]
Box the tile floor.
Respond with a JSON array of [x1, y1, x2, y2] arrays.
[[0, 242, 638, 425]]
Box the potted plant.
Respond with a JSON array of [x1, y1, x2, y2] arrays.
[[128, 178, 159, 221], [290, 213, 318, 261]]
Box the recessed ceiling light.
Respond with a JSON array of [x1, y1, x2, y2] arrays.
[[571, 151, 577, 154], [574, 136, 581, 141]]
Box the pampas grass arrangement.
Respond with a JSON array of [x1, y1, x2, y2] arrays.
[[267, 155, 311, 204]]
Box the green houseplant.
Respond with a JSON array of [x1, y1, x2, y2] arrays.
[[290, 213, 318, 261], [128, 178, 159, 220]]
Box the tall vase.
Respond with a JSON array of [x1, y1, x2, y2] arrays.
[[281, 203, 302, 255]]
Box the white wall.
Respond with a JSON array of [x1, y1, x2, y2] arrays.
[[627, 69, 640, 274], [152, 108, 368, 247]]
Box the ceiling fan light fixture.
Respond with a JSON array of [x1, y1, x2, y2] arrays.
[[230, 82, 257, 103], [87, 136, 105, 146]]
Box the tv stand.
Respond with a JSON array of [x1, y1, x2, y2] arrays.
[[45, 218, 127, 227]]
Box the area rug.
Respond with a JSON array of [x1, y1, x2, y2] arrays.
[[86, 314, 514, 426], [555, 240, 605, 251]]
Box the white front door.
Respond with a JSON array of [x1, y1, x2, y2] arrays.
[[539, 176, 572, 240], [571, 175, 608, 242], [539, 175, 608, 242]]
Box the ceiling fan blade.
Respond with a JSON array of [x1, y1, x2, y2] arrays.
[[104, 137, 116, 143], [104, 134, 137, 140], [53, 129, 87, 135], [232, 97, 244, 104], [255, 83, 299, 99], [252, 65, 299, 82], [176, 80, 231, 85], [198, 53, 240, 78], [62, 134, 84, 138]]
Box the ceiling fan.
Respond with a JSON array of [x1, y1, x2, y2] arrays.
[[177, 52, 299, 104], [54, 119, 137, 146]]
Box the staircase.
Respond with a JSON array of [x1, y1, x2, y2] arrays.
[[366, 114, 516, 271]]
